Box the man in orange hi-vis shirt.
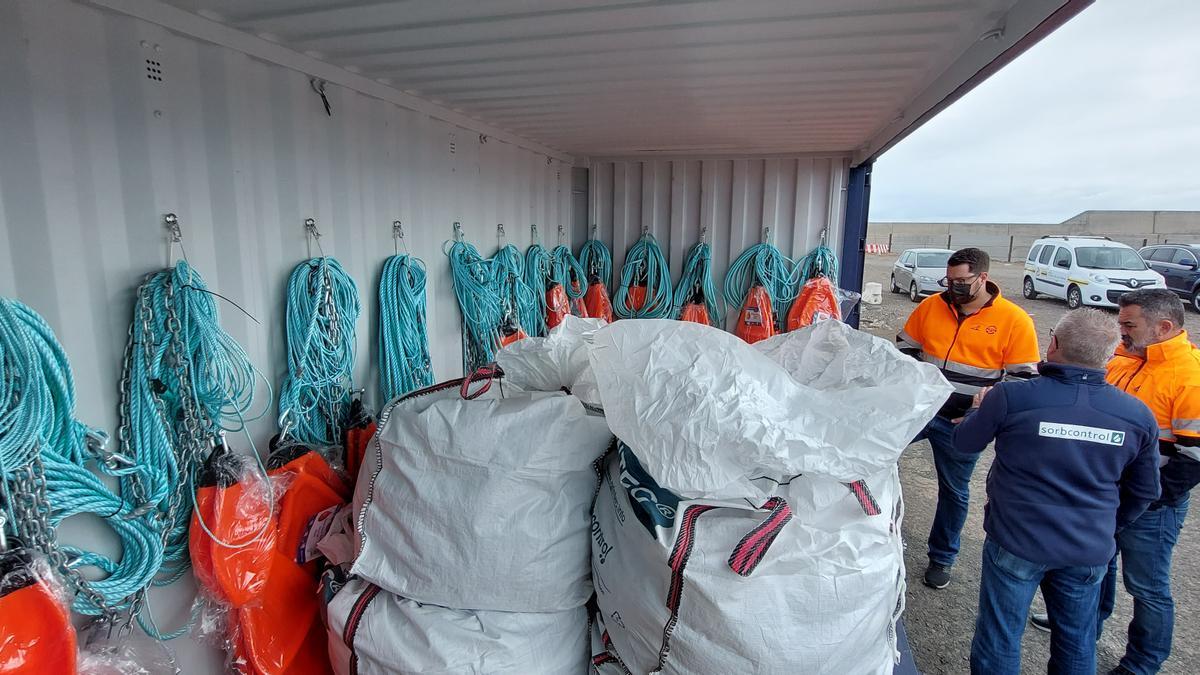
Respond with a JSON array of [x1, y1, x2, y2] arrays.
[[897, 247, 1040, 590]]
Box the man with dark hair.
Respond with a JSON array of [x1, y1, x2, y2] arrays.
[[1031, 288, 1200, 674], [958, 309, 1159, 675], [897, 247, 1041, 589]]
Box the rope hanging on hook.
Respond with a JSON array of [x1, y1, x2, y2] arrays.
[[722, 235, 801, 334], [447, 233, 503, 373], [523, 226, 551, 337], [673, 240, 723, 327], [378, 253, 433, 403], [278, 255, 360, 448], [613, 231, 673, 319]]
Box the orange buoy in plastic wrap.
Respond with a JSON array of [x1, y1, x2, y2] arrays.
[[499, 321, 532, 345], [626, 285, 648, 313], [583, 278, 614, 323], [235, 450, 350, 675], [786, 276, 841, 331], [545, 283, 571, 330], [0, 549, 76, 675], [678, 303, 711, 326], [569, 280, 590, 318], [734, 285, 776, 344], [189, 448, 277, 610]]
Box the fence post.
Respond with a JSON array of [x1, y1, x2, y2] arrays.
[[1007, 235, 1014, 263], [888, 232, 893, 254], [947, 234, 952, 249]]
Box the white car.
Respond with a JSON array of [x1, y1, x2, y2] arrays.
[[1023, 236, 1165, 309], [891, 248, 954, 302]]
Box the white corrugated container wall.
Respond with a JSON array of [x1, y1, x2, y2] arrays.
[[0, 0, 579, 437], [591, 157, 850, 325], [0, 2, 577, 667]]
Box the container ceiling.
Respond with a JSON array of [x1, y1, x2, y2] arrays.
[[120, 0, 1087, 161]]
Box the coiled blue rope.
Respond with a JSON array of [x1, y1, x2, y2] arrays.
[[797, 243, 840, 284], [523, 241, 551, 337], [378, 254, 433, 402], [0, 298, 161, 617], [121, 261, 268, 637], [447, 239, 503, 372], [550, 245, 587, 300], [493, 243, 540, 340], [579, 235, 613, 291], [723, 243, 800, 332], [673, 242, 723, 326], [614, 233, 673, 319], [278, 257, 360, 447]]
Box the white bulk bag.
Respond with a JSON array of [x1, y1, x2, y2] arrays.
[[351, 375, 612, 612], [592, 446, 905, 674], [586, 319, 949, 674], [325, 577, 589, 675], [588, 319, 949, 498]]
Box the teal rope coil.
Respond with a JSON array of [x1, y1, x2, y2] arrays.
[[378, 254, 434, 402], [797, 243, 840, 284], [278, 257, 360, 447], [579, 236, 613, 291], [121, 261, 267, 637], [447, 238, 503, 373], [0, 298, 159, 617], [550, 245, 587, 300], [673, 241, 723, 326], [613, 233, 673, 319], [492, 243, 540, 339], [722, 242, 801, 332], [523, 242, 551, 337]]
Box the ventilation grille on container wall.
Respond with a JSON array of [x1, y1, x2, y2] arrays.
[[145, 59, 163, 82]]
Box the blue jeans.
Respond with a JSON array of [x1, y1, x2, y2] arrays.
[[971, 539, 1107, 675], [1097, 499, 1188, 675], [913, 415, 979, 566]]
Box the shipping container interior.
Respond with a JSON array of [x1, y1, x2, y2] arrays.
[[0, 0, 1091, 670]]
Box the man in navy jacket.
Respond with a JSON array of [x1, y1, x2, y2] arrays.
[[954, 309, 1161, 675]]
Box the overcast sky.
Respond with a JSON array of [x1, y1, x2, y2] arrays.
[[870, 0, 1200, 224]]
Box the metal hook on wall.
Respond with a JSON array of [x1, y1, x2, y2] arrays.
[[452, 221, 464, 242], [590, 224, 598, 241], [557, 224, 565, 244], [305, 218, 326, 258], [700, 226, 709, 245], [762, 226, 772, 245], [530, 223, 539, 245], [497, 223, 506, 247], [310, 78, 332, 116], [392, 220, 407, 255], [164, 213, 192, 268]]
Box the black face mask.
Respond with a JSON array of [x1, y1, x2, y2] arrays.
[[949, 279, 979, 305]]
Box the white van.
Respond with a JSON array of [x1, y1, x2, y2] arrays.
[[1023, 236, 1165, 309]]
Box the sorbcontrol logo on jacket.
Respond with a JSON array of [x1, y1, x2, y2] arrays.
[[1038, 422, 1126, 446]]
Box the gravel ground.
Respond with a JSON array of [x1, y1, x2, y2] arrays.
[[858, 254, 1200, 674]]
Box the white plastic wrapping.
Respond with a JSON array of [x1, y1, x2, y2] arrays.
[[324, 577, 589, 675], [588, 319, 950, 499], [496, 315, 605, 406], [351, 378, 612, 612]]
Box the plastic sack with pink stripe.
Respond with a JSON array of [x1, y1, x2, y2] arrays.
[[586, 319, 952, 675]]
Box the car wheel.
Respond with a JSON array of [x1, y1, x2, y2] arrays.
[[1191, 288, 1200, 313], [1067, 285, 1083, 310], [1022, 277, 1038, 300], [909, 282, 920, 303], [890, 275, 900, 293]]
